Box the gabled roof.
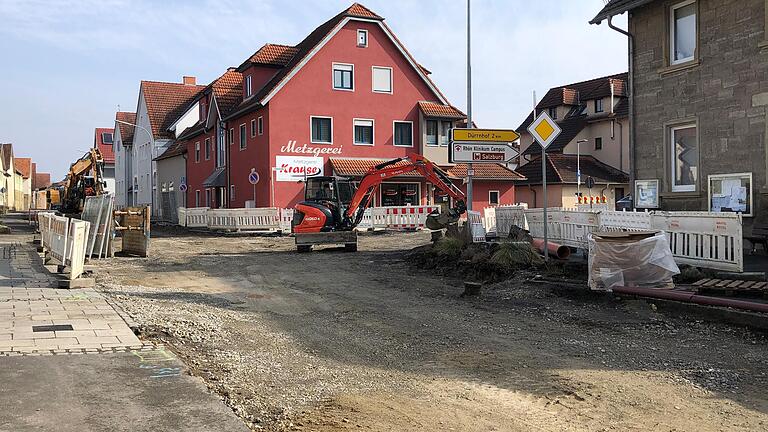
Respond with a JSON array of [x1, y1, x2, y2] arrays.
[[1, 143, 13, 171], [34, 172, 51, 189], [155, 141, 187, 161], [532, 73, 628, 111], [15, 157, 32, 179], [116, 112, 136, 146], [225, 3, 447, 120], [94, 127, 115, 163], [516, 154, 628, 185], [141, 81, 206, 139], [521, 115, 588, 156], [211, 69, 244, 118], [238, 44, 300, 70], [590, 0, 654, 25], [418, 101, 466, 119]]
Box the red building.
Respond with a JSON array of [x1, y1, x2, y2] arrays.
[[182, 3, 522, 210]]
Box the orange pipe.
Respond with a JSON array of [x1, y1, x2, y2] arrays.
[[531, 238, 571, 260]]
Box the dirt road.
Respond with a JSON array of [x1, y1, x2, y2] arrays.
[[95, 228, 768, 431]]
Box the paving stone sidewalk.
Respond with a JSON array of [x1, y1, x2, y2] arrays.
[[0, 241, 142, 354]]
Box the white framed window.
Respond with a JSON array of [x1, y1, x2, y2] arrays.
[[708, 172, 752, 217], [440, 121, 452, 146], [357, 29, 368, 47], [670, 123, 698, 192], [548, 107, 557, 120], [426, 120, 438, 146], [372, 66, 392, 94], [595, 98, 604, 113], [101, 132, 113, 144], [332, 63, 354, 91], [670, 0, 696, 65], [195, 190, 200, 207], [310, 116, 333, 144], [194, 141, 200, 162], [489, 190, 500, 206], [393, 121, 413, 147], [250, 119, 257, 137], [239, 124, 247, 150], [257, 116, 264, 135], [204, 137, 211, 160], [353, 119, 374, 146], [246, 75, 253, 97], [230, 185, 236, 201]]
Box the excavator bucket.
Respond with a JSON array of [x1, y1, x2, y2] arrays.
[[425, 209, 460, 230]]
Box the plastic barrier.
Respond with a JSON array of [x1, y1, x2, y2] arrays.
[[206, 208, 281, 232], [185, 207, 209, 228], [37, 212, 90, 281], [81, 194, 115, 259], [483, 207, 497, 234], [467, 210, 486, 242], [280, 208, 294, 233], [383, 205, 439, 230], [493, 204, 528, 237], [177, 207, 187, 227]]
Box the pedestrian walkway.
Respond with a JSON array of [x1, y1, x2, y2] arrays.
[[0, 241, 142, 354]]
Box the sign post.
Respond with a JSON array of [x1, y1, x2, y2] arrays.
[[179, 177, 188, 208], [527, 110, 562, 261], [248, 168, 260, 206]]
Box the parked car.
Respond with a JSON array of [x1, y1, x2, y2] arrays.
[[615, 194, 633, 211]]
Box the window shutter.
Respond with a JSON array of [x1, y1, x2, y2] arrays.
[[372, 67, 392, 93]]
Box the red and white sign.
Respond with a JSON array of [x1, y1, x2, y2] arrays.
[[275, 155, 324, 182]]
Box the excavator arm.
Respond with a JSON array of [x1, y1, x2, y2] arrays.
[[344, 154, 466, 230]]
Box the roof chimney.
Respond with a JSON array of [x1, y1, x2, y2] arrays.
[[183, 76, 196, 85]]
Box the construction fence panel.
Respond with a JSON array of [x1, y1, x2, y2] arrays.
[[467, 210, 486, 242], [599, 210, 652, 232], [524, 208, 562, 242], [483, 207, 497, 234], [494, 205, 528, 237], [383, 205, 439, 230], [81, 194, 115, 259], [558, 209, 601, 249], [280, 208, 294, 232], [234, 208, 281, 232], [177, 207, 187, 227], [38, 213, 90, 280], [650, 211, 743, 273]]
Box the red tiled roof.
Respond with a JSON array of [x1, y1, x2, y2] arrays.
[[330, 158, 423, 177], [345, 2, 383, 19], [244, 44, 299, 68], [418, 101, 466, 119], [94, 127, 115, 163], [34, 172, 51, 189], [15, 157, 32, 178], [444, 163, 525, 180], [116, 111, 136, 145], [212, 69, 244, 118], [141, 81, 206, 139]]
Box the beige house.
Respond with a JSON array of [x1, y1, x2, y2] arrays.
[[515, 74, 630, 208], [1, 144, 17, 211]]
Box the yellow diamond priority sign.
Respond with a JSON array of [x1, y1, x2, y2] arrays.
[[527, 111, 562, 149]]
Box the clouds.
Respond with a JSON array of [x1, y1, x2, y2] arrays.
[[0, 0, 626, 178]]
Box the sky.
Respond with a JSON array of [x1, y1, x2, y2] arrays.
[[0, 0, 627, 179]]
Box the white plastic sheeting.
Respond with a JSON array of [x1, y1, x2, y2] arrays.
[[588, 232, 680, 291]]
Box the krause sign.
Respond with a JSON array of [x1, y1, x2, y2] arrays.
[[275, 155, 323, 182], [449, 128, 520, 164]]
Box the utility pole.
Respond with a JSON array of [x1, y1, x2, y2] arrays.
[[466, 0, 473, 211]]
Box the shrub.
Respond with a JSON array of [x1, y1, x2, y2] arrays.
[[433, 236, 464, 257], [490, 242, 544, 270]]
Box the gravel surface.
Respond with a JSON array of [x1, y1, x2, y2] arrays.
[[95, 228, 768, 431]]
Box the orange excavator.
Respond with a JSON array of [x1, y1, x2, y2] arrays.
[[292, 154, 466, 252]]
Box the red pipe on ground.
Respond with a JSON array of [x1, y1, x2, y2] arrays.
[[531, 238, 571, 260], [612, 286, 768, 314]]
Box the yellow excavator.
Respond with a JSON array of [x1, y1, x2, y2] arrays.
[[60, 148, 106, 215]]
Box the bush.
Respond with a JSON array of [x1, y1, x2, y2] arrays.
[[433, 236, 464, 257], [490, 242, 544, 270]]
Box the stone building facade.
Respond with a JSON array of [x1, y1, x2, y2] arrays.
[[592, 0, 768, 229]]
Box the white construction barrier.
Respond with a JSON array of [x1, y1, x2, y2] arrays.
[[467, 210, 486, 242], [177, 207, 187, 227], [280, 208, 294, 232], [185, 207, 209, 228], [383, 205, 439, 230], [494, 204, 528, 237], [37, 212, 90, 281], [206, 208, 282, 232], [483, 207, 497, 234]]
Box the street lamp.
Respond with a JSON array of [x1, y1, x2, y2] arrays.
[[115, 119, 154, 208], [575, 139, 588, 195]]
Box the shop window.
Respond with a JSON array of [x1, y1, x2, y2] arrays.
[[426, 120, 438, 146], [381, 183, 420, 207], [372, 66, 392, 93], [311, 117, 332, 143], [332, 63, 354, 90], [354, 119, 374, 145], [393, 121, 413, 147], [670, 1, 696, 65], [489, 190, 500, 206], [670, 123, 698, 192]]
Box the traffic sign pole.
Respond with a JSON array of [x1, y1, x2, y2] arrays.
[[466, 0, 472, 212]]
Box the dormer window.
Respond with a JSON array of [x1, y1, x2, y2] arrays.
[[357, 29, 368, 47], [246, 75, 253, 97], [201, 102, 207, 121], [101, 132, 113, 144], [595, 98, 604, 113], [548, 107, 557, 120]]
